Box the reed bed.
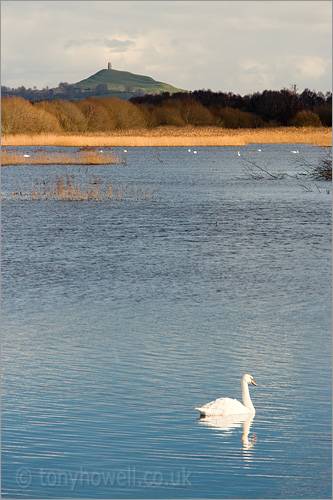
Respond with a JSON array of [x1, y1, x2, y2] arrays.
[[3, 175, 156, 202], [1, 127, 331, 147], [1, 147, 120, 166]]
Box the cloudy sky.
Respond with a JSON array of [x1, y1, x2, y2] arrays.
[[1, 1, 332, 95]]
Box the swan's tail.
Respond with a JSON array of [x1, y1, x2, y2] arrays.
[[195, 407, 206, 416]]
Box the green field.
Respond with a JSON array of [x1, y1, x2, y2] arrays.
[[75, 68, 186, 95]]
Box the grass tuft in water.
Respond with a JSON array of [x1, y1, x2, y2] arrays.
[[1, 147, 120, 166], [4, 175, 157, 202]]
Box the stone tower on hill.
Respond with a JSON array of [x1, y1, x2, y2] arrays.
[[108, 62, 112, 70]]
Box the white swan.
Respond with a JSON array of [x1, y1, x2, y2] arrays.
[[196, 374, 257, 416]]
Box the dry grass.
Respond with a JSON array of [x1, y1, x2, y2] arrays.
[[1, 148, 120, 166], [3, 175, 156, 202], [1, 126, 331, 147]]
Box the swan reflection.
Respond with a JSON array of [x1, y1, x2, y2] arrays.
[[198, 412, 256, 453]]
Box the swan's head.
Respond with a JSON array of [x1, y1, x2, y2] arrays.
[[243, 374, 257, 387]]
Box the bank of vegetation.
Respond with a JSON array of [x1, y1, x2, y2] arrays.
[[2, 127, 331, 149], [1, 87, 331, 138], [1, 147, 120, 166]]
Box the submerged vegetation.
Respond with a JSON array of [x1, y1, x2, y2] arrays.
[[3, 175, 156, 202], [242, 147, 332, 184], [312, 155, 332, 181], [297, 148, 332, 181]]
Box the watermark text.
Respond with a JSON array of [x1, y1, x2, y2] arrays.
[[16, 467, 192, 491]]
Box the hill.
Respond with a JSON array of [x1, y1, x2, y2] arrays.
[[75, 68, 186, 96]]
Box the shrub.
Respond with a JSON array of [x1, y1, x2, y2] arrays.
[[138, 103, 158, 129], [180, 97, 215, 126], [312, 150, 332, 180], [99, 98, 146, 130], [289, 110, 322, 127], [76, 98, 115, 132], [36, 100, 87, 133], [213, 107, 263, 128], [150, 101, 185, 127], [1, 96, 62, 134]]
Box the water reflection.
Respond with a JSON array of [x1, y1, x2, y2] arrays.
[[198, 413, 256, 455], [2, 145, 331, 498]]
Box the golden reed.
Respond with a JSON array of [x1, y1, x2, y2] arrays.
[[4, 176, 155, 202], [1, 148, 120, 166], [1, 126, 331, 148]]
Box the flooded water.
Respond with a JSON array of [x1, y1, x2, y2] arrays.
[[1, 144, 332, 498]]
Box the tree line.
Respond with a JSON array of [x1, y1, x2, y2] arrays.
[[130, 87, 332, 127], [1, 86, 331, 135], [1, 82, 146, 102]]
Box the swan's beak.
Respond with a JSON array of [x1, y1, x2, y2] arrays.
[[251, 379, 257, 387]]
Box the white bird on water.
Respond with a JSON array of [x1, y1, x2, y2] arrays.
[[23, 153, 30, 158], [237, 151, 241, 156], [196, 374, 257, 417], [291, 150, 299, 154]]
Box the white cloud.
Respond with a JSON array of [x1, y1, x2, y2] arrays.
[[1, 1, 331, 94], [64, 37, 135, 52], [238, 59, 266, 72], [296, 56, 330, 79]]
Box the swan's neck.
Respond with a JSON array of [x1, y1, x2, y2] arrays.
[[242, 380, 255, 412]]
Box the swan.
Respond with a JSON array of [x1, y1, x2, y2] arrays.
[[196, 374, 257, 417]]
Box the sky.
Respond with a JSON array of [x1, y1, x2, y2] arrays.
[[1, 0, 332, 95]]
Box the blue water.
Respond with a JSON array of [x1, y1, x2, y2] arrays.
[[1, 144, 332, 498]]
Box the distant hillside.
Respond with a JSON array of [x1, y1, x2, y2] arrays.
[[1, 67, 188, 102], [75, 68, 186, 96]]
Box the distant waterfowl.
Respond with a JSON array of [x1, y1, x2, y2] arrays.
[[23, 154, 30, 158], [193, 150, 197, 154], [237, 151, 241, 157], [258, 149, 262, 152], [99, 149, 104, 153], [291, 150, 299, 154], [188, 149, 191, 152], [196, 374, 257, 417]]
